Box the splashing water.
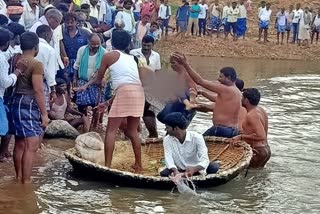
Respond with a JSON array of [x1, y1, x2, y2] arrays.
[[170, 173, 197, 195]]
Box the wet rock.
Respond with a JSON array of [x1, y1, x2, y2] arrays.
[[75, 132, 104, 164], [45, 120, 80, 139]]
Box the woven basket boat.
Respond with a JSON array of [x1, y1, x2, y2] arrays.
[[64, 136, 252, 189]]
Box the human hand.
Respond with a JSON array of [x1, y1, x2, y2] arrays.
[[63, 57, 69, 67], [50, 92, 57, 103], [74, 85, 87, 92], [185, 166, 197, 177], [72, 79, 78, 88], [227, 135, 242, 147], [41, 114, 50, 128], [171, 52, 188, 65]]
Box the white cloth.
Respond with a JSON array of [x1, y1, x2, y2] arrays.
[[238, 4, 247, 19], [298, 11, 311, 40], [98, 0, 106, 22], [115, 11, 135, 33], [276, 12, 286, 26], [211, 4, 222, 18], [158, 4, 171, 19], [133, 0, 142, 13], [30, 16, 64, 70], [314, 15, 320, 27], [35, 38, 57, 87], [163, 131, 210, 174], [222, 5, 230, 19], [130, 48, 161, 72], [0, 51, 17, 99], [90, 4, 99, 19], [109, 50, 141, 89], [198, 4, 208, 19], [73, 45, 107, 80], [0, 0, 6, 16], [21, 2, 40, 30], [4, 45, 21, 61], [292, 9, 303, 23], [226, 7, 239, 23], [259, 8, 272, 21]]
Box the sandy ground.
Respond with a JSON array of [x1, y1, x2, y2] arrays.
[[155, 0, 320, 61]]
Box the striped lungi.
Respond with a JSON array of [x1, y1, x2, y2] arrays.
[[108, 84, 145, 118], [8, 94, 44, 137]]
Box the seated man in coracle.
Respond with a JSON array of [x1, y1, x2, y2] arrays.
[[160, 112, 220, 177]]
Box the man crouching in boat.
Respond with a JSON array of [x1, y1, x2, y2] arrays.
[[160, 112, 220, 177], [231, 88, 271, 168]]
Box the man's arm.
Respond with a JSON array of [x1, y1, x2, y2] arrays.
[[163, 137, 178, 173], [194, 103, 214, 112], [94, 52, 117, 86], [241, 113, 266, 142], [172, 53, 227, 94], [198, 90, 217, 102]]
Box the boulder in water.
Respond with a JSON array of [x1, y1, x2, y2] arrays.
[[45, 120, 80, 139], [75, 132, 105, 164]]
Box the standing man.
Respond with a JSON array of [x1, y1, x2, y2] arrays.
[[175, 0, 189, 39], [208, 0, 222, 37], [291, 3, 303, 44], [286, 4, 294, 44], [158, 0, 171, 36], [133, 0, 142, 21], [35, 25, 57, 110], [231, 88, 270, 168], [21, 0, 40, 30], [61, 12, 90, 95], [115, 0, 135, 35], [225, 1, 239, 41], [198, 0, 208, 37], [171, 52, 241, 138], [237, 0, 247, 39], [275, 7, 286, 45], [187, 0, 201, 36], [0, 29, 26, 161], [130, 35, 161, 138], [257, 2, 271, 43]]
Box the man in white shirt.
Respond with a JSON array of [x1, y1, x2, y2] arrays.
[[257, 2, 271, 43], [208, 0, 223, 37], [225, 1, 239, 41], [4, 22, 24, 61], [130, 35, 161, 138], [35, 25, 57, 110], [198, 0, 208, 36], [291, 3, 303, 43], [0, 0, 6, 15], [160, 112, 220, 177], [21, 0, 40, 30], [115, 0, 135, 34], [237, 0, 247, 39], [158, 0, 171, 36], [133, 0, 142, 21]]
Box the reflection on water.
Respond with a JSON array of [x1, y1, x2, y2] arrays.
[[1, 57, 320, 213]]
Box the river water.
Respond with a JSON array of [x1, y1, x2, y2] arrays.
[[1, 57, 320, 214]]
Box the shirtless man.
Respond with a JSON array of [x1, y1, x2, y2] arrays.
[[231, 88, 271, 168], [171, 52, 241, 138]]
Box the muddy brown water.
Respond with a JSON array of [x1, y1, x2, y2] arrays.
[[1, 56, 320, 213]]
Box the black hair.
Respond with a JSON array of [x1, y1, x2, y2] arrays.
[[7, 22, 25, 37], [220, 67, 237, 82], [0, 28, 11, 46], [64, 12, 78, 22], [243, 88, 261, 106], [163, 112, 188, 130], [36, 24, 52, 38], [150, 21, 158, 27], [111, 30, 131, 51], [235, 78, 244, 91], [261, 1, 266, 4], [44, 6, 55, 15], [20, 32, 39, 51], [57, 3, 69, 13], [0, 14, 9, 26], [80, 3, 90, 9], [123, 0, 133, 5], [142, 35, 155, 44]]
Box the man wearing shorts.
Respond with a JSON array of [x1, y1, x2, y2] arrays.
[[175, 0, 189, 39]]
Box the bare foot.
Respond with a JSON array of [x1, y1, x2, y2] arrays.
[[189, 88, 197, 104], [131, 164, 143, 174], [185, 103, 198, 111]]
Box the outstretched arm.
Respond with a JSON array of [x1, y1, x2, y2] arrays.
[[94, 51, 118, 86], [171, 52, 226, 94]]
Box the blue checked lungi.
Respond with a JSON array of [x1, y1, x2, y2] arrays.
[[76, 79, 106, 106], [211, 16, 221, 30], [222, 17, 227, 25], [0, 98, 8, 136], [237, 18, 247, 37], [259, 20, 269, 29], [8, 95, 43, 137], [66, 59, 76, 83], [277, 24, 286, 33], [286, 23, 292, 31]]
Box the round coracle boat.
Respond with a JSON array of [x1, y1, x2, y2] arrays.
[[64, 136, 253, 189]]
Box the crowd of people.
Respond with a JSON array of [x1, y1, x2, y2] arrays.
[[0, 0, 272, 183]]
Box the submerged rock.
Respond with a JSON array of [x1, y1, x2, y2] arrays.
[[45, 120, 80, 139], [75, 132, 104, 164]]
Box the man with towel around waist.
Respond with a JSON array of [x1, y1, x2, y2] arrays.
[[95, 30, 145, 173], [171, 52, 241, 138]]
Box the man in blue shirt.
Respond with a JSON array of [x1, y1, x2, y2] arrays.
[[187, 0, 201, 36], [60, 12, 90, 95], [175, 0, 189, 39]]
